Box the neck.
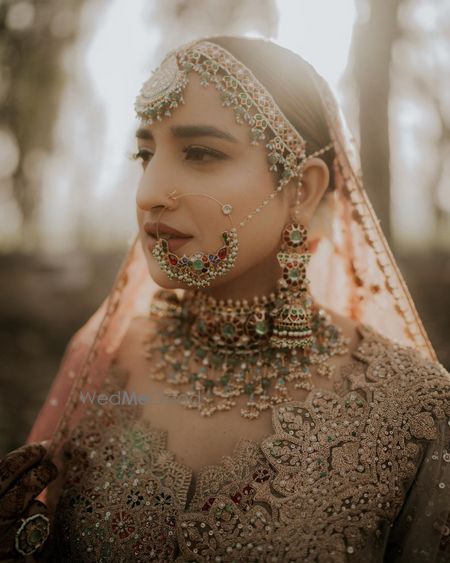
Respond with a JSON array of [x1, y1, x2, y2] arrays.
[[199, 251, 281, 302]]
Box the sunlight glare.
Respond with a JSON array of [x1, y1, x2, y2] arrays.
[[275, 0, 356, 91]]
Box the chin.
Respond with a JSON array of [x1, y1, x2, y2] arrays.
[[145, 260, 187, 290]]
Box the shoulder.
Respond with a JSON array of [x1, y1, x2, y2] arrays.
[[350, 323, 450, 437], [354, 322, 450, 386]]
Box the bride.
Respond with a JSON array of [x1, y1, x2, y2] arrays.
[[1, 36, 449, 562]]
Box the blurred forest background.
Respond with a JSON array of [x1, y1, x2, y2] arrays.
[[0, 0, 449, 455]]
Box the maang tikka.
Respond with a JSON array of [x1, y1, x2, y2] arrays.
[[134, 40, 334, 289]]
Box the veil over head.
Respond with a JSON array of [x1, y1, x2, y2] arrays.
[[27, 37, 438, 490]]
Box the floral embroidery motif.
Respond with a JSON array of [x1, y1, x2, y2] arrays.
[[53, 324, 450, 562]]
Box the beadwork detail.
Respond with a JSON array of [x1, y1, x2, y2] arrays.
[[152, 229, 239, 288], [134, 52, 188, 123], [144, 288, 350, 418], [271, 223, 313, 349], [52, 324, 450, 562], [134, 40, 333, 192]]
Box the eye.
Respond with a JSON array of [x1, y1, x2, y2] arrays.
[[130, 148, 153, 166], [182, 145, 227, 162]]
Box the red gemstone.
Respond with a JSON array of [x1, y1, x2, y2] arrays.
[[231, 492, 242, 504], [168, 254, 178, 265], [218, 247, 227, 260], [201, 497, 216, 511]]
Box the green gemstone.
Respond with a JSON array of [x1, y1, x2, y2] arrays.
[[290, 230, 302, 242], [288, 269, 299, 280], [222, 323, 235, 337], [195, 347, 206, 358], [245, 383, 254, 394], [197, 319, 207, 334], [192, 259, 203, 271], [204, 379, 214, 389], [320, 472, 327, 478], [30, 530, 42, 542], [255, 321, 267, 335]]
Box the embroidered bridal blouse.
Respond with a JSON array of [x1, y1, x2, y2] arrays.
[[49, 324, 450, 562]]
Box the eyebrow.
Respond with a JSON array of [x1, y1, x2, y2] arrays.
[[135, 124, 239, 143]]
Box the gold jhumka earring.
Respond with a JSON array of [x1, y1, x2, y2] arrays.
[[270, 162, 316, 349], [270, 221, 313, 349]]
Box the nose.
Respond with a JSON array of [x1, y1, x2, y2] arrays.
[[135, 152, 179, 213]]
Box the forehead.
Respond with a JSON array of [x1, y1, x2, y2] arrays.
[[137, 72, 250, 143]]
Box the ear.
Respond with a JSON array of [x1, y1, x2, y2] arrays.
[[286, 158, 330, 226]]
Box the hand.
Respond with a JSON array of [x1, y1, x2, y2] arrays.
[[0, 442, 57, 562]]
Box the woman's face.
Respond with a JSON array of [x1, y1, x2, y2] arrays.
[[135, 72, 292, 293]]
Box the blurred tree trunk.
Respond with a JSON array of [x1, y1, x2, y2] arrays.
[[352, 0, 401, 244], [0, 0, 86, 251]]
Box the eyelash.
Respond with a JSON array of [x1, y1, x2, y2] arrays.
[[129, 146, 227, 165]]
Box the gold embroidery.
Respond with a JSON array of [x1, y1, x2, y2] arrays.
[[52, 324, 450, 562]]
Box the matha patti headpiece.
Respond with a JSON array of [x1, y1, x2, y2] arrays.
[[134, 40, 333, 288], [134, 40, 332, 190]]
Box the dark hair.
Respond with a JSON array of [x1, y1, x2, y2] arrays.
[[207, 36, 335, 191]]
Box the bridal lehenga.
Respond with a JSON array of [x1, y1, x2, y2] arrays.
[[26, 38, 450, 562]]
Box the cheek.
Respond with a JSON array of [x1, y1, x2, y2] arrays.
[[235, 199, 285, 266], [208, 164, 287, 272], [146, 262, 181, 289]]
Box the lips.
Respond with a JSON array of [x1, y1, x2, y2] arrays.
[[144, 221, 193, 253]]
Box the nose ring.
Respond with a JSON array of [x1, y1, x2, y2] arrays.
[[168, 189, 178, 200]]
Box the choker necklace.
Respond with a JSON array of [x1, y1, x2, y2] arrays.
[[143, 288, 350, 418]]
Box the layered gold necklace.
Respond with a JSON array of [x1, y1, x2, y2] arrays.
[[143, 288, 350, 418]]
